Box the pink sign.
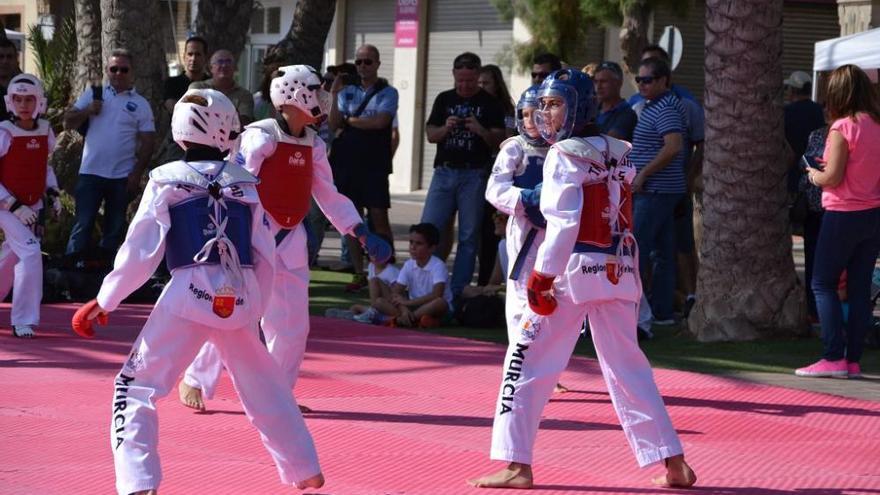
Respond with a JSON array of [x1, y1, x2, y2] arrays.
[[395, 0, 419, 48]]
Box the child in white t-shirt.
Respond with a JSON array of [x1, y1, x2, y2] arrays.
[[373, 223, 452, 328], [351, 235, 400, 323]]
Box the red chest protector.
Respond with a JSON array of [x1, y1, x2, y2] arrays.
[[256, 141, 313, 228], [576, 182, 633, 247], [0, 121, 49, 206]]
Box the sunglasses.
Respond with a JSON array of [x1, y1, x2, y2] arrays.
[[454, 62, 478, 70], [634, 75, 656, 85], [531, 71, 550, 80], [354, 58, 374, 66], [109, 66, 130, 74]]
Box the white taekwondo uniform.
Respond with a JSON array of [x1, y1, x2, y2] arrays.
[[96, 157, 321, 494], [183, 119, 363, 398], [0, 119, 56, 327], [488, 134, 685, 468]]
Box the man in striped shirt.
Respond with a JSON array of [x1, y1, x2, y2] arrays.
[[630, 57, 687, 325]]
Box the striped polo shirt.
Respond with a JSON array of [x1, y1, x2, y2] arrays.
[[630, 91, 687, 193]]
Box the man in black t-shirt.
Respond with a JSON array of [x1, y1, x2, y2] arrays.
[[163, 36, 210, 114], [422, 52, 506, 297]]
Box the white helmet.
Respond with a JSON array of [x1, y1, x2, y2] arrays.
[[171, 88, 241, 153], [269, 64, 329, 119], [4, 73, 47, 119]]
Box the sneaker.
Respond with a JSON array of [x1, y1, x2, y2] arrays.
[[12, 325, 35, 338], [682, 297, 696, 319], [345, 273, 368, 293], [848, 362, 862, 379], [324, 308, 355, 320], [653, 318, 677, 326], [637, 326, 654, 340], [795, 359, 847, 377], [418, 315, 441, 329], [353, 308, 378, 324]]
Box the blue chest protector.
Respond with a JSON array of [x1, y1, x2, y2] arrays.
[[513, 152, 547, 229], [165, 196, 254, 271]]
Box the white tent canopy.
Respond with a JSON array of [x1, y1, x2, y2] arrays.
[[813, 27, 880, 72], [812, 27, 880, 99]]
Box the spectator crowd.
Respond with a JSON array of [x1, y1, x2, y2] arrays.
[[2, 32, 879, 374]]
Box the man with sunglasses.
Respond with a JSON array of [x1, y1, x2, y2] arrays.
[[629, 57, 688, 327], [328, 44, 398, 292], [423, 52, 506, 298], [530, 52, 562, 86], [64, 48, 156, 258]]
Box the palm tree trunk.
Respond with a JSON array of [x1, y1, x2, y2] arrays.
[[264, 0, 337, 70], [619, 0, 650, 75], [690, 0, 806, 341], [100, 0, 166, 123], [192, 0, 255, 61], [74, 0, 102, 96]]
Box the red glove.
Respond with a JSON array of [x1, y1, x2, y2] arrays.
[[527, 271, 557, 316], [71, 299, 108, 338]]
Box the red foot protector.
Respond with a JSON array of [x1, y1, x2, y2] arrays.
[[71, 299, 108, 338]]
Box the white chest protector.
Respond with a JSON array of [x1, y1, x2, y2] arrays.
[[553, 135, 640, 304]]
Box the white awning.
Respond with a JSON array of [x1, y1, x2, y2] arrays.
[[814, 27, 880, 72]]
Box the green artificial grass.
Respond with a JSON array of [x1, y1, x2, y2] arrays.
[[309, 269, 878, 377]]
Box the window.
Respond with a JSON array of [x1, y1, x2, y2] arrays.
[[266, 7, 281, 34], [251, 8, 265, 34]]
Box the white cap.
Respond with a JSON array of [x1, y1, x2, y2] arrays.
[[784, 71, 812, 89]]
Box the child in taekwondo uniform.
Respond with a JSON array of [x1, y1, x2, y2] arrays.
[[178, 65, 391, 411], [470, 70, 696, 490], [71, 89, 324, 494], [0, 73, 62, 338]]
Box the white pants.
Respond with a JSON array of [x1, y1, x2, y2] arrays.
[[112, 307, 320, 494], [490, 298, 683, 468], [184, 259, 310, 398], [0, 211, 42, 327]]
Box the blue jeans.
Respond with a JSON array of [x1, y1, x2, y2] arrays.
[[420, 167, 487, 296], [633, 192, 683, 320], [811, 207, 880, 363], [66, 174, 130, 255]]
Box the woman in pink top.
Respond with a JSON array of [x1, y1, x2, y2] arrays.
[[796, 65, 880, 379]]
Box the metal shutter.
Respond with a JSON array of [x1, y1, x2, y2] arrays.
[[420, 0, 512, 189], [781, 3, 839, 79], [651, 1, 839, 103], [344, 0, 396, 81]]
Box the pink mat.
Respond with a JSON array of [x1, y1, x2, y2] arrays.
[[1, 303, 879, 494]]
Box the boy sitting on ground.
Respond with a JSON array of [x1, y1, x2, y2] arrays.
[[373, 223, 452, 328]]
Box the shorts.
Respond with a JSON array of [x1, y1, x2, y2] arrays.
[[335, 168, 391, 210]]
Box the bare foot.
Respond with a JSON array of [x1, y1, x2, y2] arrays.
[[178, 381, 205, 411], [468, 462, 533, 489], [652, 454, 696, 488], [295, 472, 324, 489], [299, 404, 313, 413], [553, 383, 569, 393]]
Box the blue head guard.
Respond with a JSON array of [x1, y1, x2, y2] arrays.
[[535, 69, 597, 144], [515, 85, 546, 146]]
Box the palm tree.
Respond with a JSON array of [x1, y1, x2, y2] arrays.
[[74, 0, 102, 95], [100, 0, 166, 119], [192, 0, 255, 60], [689, 0, 806, 341], [264, 0, 337, 70]]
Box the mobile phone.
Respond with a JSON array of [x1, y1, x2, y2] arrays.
[[92, 85, 103, 102], [800, 155, 822, 170]]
